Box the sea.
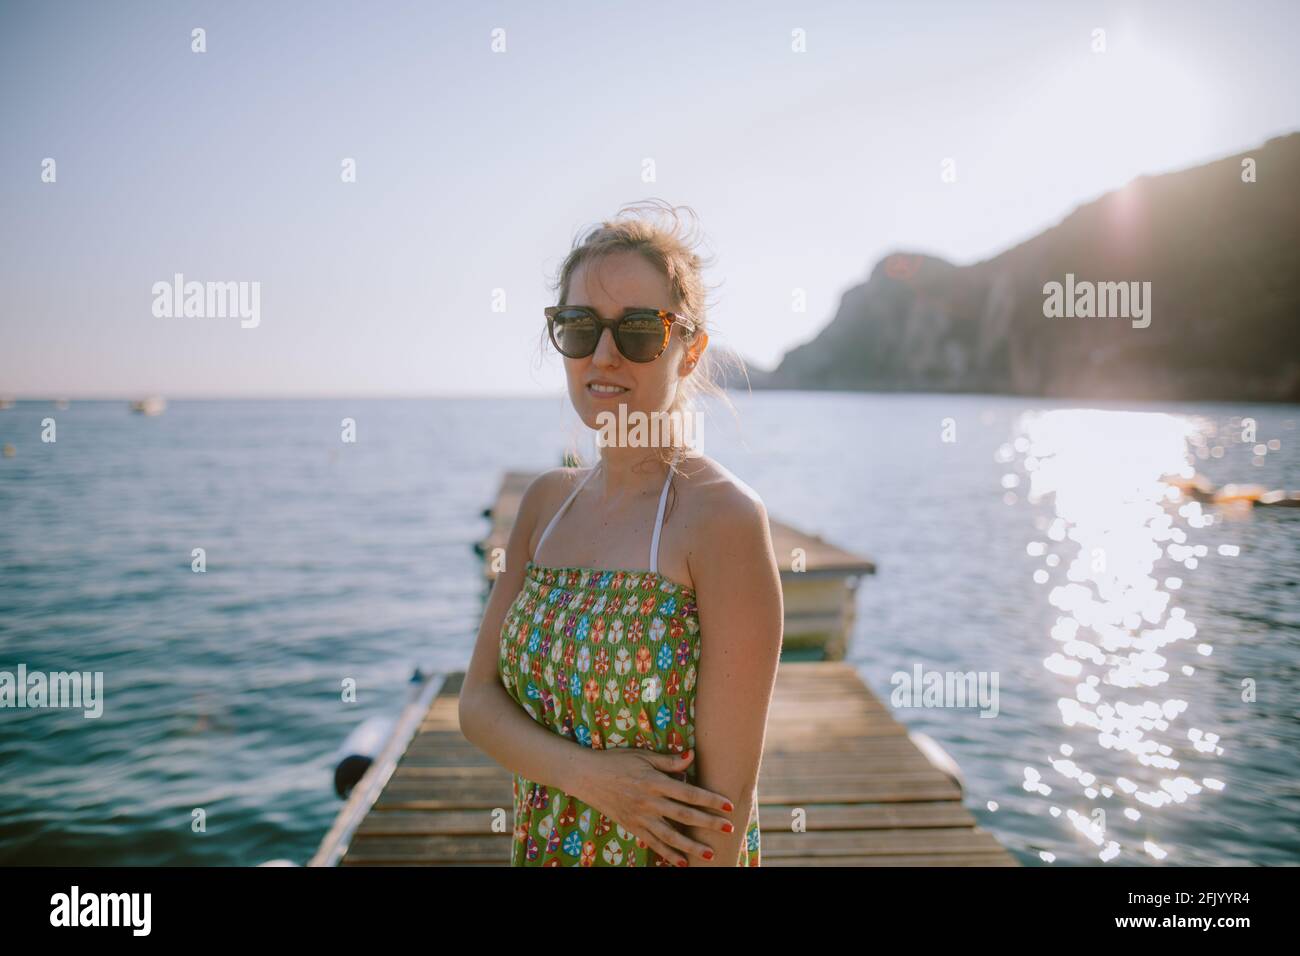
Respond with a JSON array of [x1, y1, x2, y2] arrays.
[[0, 392, 1296, 866]]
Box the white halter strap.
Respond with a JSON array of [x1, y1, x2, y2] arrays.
[[534, 462, 601, 557], [649, 449, 682, 575], [534, 450, 681, 573]]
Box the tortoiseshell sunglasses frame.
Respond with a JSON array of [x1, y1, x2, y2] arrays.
[[544, 306, 698, 363]]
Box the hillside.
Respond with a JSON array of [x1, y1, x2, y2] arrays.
[[758, 133, 1300, 401]]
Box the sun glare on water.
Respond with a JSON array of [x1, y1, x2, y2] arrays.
[[1000, 408, 1228, 864]]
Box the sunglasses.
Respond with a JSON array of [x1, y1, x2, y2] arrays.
[[544, 305, 697, 363]]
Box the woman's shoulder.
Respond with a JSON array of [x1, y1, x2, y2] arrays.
[[525, 463, 594, 498], [678, 454, 776, 592], [678, 453, 769, 534], [515, 464, 595, 530]]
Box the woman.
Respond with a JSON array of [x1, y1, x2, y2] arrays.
[[460, 200, 783, 866]]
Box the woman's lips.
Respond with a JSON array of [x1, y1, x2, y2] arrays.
[[586, 382, 630, 399]]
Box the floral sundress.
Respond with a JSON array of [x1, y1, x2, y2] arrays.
[[497, 560, 761, 866]]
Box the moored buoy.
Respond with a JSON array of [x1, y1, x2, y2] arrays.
[[909, 731, 965, 791], [333, 715, 396, 799], [331, 667, 427, 799]]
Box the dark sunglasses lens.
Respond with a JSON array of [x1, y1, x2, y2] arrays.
[[615, 314, 665, 362], [551, 309, 599, 357]]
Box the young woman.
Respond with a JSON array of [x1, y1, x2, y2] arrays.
[[460, 200, 783, 866]]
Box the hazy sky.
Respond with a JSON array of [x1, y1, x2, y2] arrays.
[[3, 0, 1298, 398]]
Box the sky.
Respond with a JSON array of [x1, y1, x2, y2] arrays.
[[2, 0, 1298, 398]]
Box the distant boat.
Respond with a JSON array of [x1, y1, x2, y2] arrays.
[[0, 397, 14, 410], [129, 396, 166, 416], [1166, 471, 1298, 508], [54, 398, 70, 410]]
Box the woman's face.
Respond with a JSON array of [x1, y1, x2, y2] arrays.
[[560, 251, 705, 431]]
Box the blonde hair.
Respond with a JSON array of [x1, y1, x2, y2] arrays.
[[544, 198, 745, 474]]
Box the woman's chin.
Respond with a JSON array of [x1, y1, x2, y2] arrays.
[[574, 391, 634, 420], [578, 404, 631, 430]]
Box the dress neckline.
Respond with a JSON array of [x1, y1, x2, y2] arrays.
[[532, 449, 684, 579], [524, 559, 697, 602]]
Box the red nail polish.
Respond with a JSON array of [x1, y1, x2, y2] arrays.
[[723, 822, 734, 833], [702, 849, 714, 860], [722, 801, 734, 812], [677, 858, 688, 867]]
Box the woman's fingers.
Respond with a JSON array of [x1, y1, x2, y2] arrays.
[[643, 749, 694, 772], [637, 749, 733, 814], [657, 776, 734, 816], [610, 813, 686, 866], [639, 816, 714, 865], [640, 823, 688, 866], [653, 796, 736, 833], [613, 749, 736, 864]]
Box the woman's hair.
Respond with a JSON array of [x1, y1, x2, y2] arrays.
[[542, 198, 746, 474]]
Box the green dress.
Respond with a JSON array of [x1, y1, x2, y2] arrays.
[[496, 459, 761, 867]]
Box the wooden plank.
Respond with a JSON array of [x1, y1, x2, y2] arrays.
[[759, 828, 1008, 855], [372, 774, 961, 806], [356, 808, 509, 836], [343, 835, 511, 864], [766, 853, 1020, 867], [751, 802, 983, 830], [326, 662, 1018, 866], [353, 801, 979, 837]]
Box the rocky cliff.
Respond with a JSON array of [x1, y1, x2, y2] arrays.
[[760, 133, 1300, 402]]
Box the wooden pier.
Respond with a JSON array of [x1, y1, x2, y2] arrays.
[[312, 662, 1019, 867]]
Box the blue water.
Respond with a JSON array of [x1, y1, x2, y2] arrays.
[[0, 394, 1296, 865]]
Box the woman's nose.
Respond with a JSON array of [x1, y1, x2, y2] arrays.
[[592, 327, 621, 363]]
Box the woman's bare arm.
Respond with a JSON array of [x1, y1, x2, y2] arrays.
[[458, 469, 602, 803], [682, 486, 783, 865]]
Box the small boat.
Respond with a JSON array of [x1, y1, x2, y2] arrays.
[[1257, 489, 1300, 508], [1215, 482, 1271, 504], [1167, 473, 1298, 509], [1165, 472, 1216, 502], [0, 397, 14, 410], [54, 398, 70, 410], [129, 396, 166, 416]]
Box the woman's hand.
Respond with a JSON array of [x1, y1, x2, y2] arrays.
[[574, 747, 735, 866]]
